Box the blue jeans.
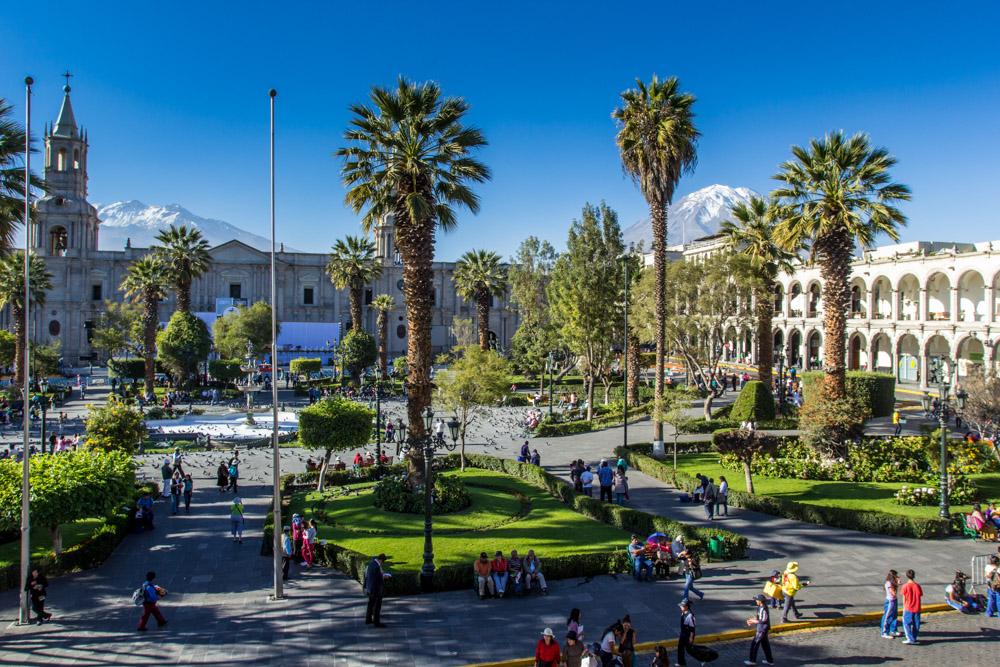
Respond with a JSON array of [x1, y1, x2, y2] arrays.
[[492, 572, 509, 595], [682, 572, 703, 600], [615, 493, 626, 505], [881, 598, 898, 635], [903, 610, 920, 642], [987, 589, 1000, 617], [633, 557, 653, 580], [170, 493, 179, 514], [946, 595, 980, 613], [231, 517, 244, 538]]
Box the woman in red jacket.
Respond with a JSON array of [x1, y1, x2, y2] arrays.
[[535, 627, 560, 667]]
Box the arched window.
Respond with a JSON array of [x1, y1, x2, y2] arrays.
[[57, 148, 67, 171], [49, 226, 68, 255], [73, 148, 80, 169]]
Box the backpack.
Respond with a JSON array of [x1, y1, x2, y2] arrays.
[[131, 587, 145, 606]]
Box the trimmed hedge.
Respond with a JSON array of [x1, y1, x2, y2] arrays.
[[0, 482, 158, 591], [729, 381, 775, 423], [263, 453, 749, 594], [802, 371, 896, 418], [620, 446, 950, 539]]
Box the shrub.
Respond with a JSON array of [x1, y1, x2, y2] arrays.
[[802, 371, 896, 418], [372, 474, 471, 513], [108, 358, 146, 380], [729, 381, 775, 423], [298, 397, 373, 488], [339, 330, 377, 382], [208, 359, 243, 383], [290, 358, 322, 378], [83, 401, 148, 454]]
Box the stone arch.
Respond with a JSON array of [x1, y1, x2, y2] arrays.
[[957, 269, 986, 323], [955, 335, 985, 380], [806, 329, 822, 369], [897, 273, 920, 321], [871, 275, 892, 320], [724, 325, 739, 362], [773, 328, 784, 354], [806, 281, 822, 318], [871, 332, 893, 373], [896, 333, 920, 384], [850, 277, 868, 318], [848, 331, 868, 371], [924, 334, 953, 383], [788, 328, 802, 367], [772, 283, 783, 315], [925, 272, 951, 320], [789, 282, 804, 317], [49, 226, 68, 255]]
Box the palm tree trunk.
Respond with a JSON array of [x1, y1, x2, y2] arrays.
[[12, 304, 25, 388], [816, 232, 851, 401], [143, 296, 158, 397], [650, 202, 667, 442], [177, 278, 191, 314], [476, 295, 490, 351], [394, 202, 434, 485], [627, 330, 640, 406], [743, 459, 755, 495], [754, 285, 774, 388], [349, 287, 363, 333], [377, 311, 388, 373]]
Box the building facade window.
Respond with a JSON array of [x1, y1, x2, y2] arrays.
[[303, 287, 314, 305], [48, 320, 60, 336], [229, 283, 242, 299], [365, 289, 373, 305], [92, 284, 102, 301]]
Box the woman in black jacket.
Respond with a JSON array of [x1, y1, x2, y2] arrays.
[[25, 568, 52, 624]]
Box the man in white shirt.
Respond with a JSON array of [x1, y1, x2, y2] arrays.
[[580, 466, 594, 497]]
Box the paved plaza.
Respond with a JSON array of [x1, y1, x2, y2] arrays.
[[0, 383, 997, 665]]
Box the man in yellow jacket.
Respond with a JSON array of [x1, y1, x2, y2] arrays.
[[780, 561, 808, 623]]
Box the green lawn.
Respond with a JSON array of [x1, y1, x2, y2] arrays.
[[674, 453, 1000, 520], [288, 468, 632, 571], [0, 518, 106, 568]]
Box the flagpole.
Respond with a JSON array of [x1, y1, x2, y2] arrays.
[[268, 88, 283, 600], [19, 75, 33, 626]]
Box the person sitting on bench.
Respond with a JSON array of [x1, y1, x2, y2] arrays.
[[524, 549, 548, 594], [474, 552, 495, 600], [628, 535, 654, 581]]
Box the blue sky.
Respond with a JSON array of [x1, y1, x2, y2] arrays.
[[3, 1, 999, 259]]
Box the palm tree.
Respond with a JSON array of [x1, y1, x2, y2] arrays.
[[0, 98, 43, 250], [613, 75, 699, 444], [720, 196, 795, 387], [154, 225, 211, 313], [121, 255, 167, 397], [326, 235, 382, 332], [337, 77, 490, 459], [0, 251, 52, 386], [453, 249, 506, 350], [371, 294, 395, 373], [773, 131, 910, 400]]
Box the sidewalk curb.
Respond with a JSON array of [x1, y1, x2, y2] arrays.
[[463, 604, 952, 667]]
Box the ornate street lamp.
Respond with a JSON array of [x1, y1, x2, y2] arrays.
[[546, 352, 555, 419], [929, 357, 952, 519], [447, 416, 460, 444], [775, 350, 786, 416], [920, 391, 932, 414], [39, 378, 49, 454], [373, 365, 382, 466]]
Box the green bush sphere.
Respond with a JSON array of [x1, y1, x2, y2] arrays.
[[372, 474, 471, 514], [729, 380, 775, 423], [801, 371, 896, 418]]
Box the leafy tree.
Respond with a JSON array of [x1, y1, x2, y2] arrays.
[[326, 235, 382, 332], [0, 449, 135, 556], [339, 330, 377, 384], [91, 301, 142, 362], [508, 236, 557, 328], [371, 294, 395, 373], [0, 329, 14, 369], [392, 356, 408, 377], [712, 429, 781, 494], [720, 196, 795, 386], [30, 340, 61, 378], [450, 316, 476, 347], [435, 346, 512, 469], [548, 202, 624, 419], [453, 249, 506, 350], [209, 359, 243, 384], [0, 251, 52, 385], [108, 358, 146, 381], [614, 74, 699, 446], [299, 396, 373, 491], [957, 370, 1000, 464], [121, 255, 167, 396], [154, 225, 211, 314], [510, 320, 560, 384], [338, 77, 490, 484], [156, 311, 211, 388], [633, 253, 752, 419], [0, 98, 45, 249], [83, 400, 148, 455], [213, 301, 279, 360], [773, 132, 910, 401], [289, 357, 322, 379]]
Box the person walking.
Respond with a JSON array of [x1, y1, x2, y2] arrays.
[[281, 527, 294, 580], [562, 629, 587, 667], [680, 550, 704, 602], [363, 553, 389, 627], [169, 471, 182, 515], [24, 568, 52, 624], [744, 594, 774, 665], [534, 627, 560, 667], [302, 519, 317, 567], [597, 460, 614, 503], [675, 600, 698, 666], [227, 459, 240, 494], [136, 571, 167, 631], [703, 477, 717, 520], [230, 496, 245, 543], [613, 465, 628, 505], [780, 561, 807, 622], [597, 620, 622, 667], [892, 408, 902, 436], [182, 474, 193, 513], [216, 461, 229, 493], [716, 476, 729, 517], [986, 555, 1000, 618], [160, 458, 172, 499], [580, 465, 594, 497], [619, 615, 637, 667], [291, 514, 305, 563], [901, 569, 923, 644], [881, 569, 902, 638]]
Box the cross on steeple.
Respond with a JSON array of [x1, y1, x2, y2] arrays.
[[63, 70, 73, 90]]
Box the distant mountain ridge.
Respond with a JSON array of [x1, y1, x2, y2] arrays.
[[95, 200, 290, 251], [622, 184, 758, 248]]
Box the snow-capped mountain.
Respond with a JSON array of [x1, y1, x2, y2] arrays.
[[622, 184, 759, 249], [95, 200, 280, 251]]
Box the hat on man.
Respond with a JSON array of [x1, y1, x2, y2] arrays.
[[541, 627, 555, 637], [786, 561, 799, 573], [566, 630, 578, 641]]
